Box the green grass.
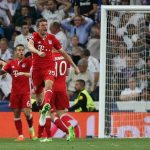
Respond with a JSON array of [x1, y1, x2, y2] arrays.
[[0, 138, 150, 150]]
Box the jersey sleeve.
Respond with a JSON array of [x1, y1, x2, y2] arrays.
[[27, 32, 36, 43], [2, 62, 12, 74], [52, 35, 62, 50]]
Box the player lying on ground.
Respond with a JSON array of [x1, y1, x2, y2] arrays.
[[0, 44, 36, 141]]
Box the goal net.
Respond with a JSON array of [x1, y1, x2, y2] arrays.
[[99, 6, 150, 138]]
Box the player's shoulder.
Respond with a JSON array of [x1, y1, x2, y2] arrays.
[[29, 32, 39, 40], [32, 32, 38, 36], [47, 33, 56, 39], [8, 59, 16, 64], [6, 59, 16, 67]]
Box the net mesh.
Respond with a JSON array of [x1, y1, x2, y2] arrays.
[[105, 11, 150, 138]]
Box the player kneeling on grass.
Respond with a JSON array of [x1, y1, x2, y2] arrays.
[[0, 44, 36, 141]]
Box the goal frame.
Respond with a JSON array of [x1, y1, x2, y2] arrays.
[[99, 5, 150, 138]]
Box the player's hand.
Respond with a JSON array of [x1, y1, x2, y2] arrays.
[[75, 67, 80, 75], [38, 51, 46, 57]]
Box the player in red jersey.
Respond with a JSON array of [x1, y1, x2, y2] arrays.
[[28, 18, 79, 140], [52, 52, 76, 140], [38, 51, 75, 142], [0, 44, 36, 141]]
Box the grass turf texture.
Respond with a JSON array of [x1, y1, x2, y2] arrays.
[[0, 138, 150, 150]]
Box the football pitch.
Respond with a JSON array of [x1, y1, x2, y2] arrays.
[[0, 138, 150, 150]]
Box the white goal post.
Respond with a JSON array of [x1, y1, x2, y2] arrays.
[[99, 5, 150, 138]]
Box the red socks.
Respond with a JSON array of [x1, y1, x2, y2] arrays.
[[45, 118, 51, 138], [60, 115, 71, 127], [44, 90, 53, 104], [38, 118, 51, 138], [38, 124, 45, 138], [54, 117, 68, 134], [14, 118, 23, 135]]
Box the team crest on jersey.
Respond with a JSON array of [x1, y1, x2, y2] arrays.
[[48, 40, 52, 44], [22, 63, 26, 68]]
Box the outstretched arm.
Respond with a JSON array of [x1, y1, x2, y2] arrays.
[[56, 0, 71, 12], [59, 49, 80, 74]]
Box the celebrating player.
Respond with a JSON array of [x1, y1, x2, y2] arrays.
[[27, 18, 79, 140], [0, 44, 36, 141], [38, 51, 76, 142]]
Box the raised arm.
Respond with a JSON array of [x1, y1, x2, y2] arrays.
[[59, 49, 80, 74], [61, 18, 72, 31], [56, 0, 71, 12], [83, 17, 94, 31], [83, 3, 98, 17]]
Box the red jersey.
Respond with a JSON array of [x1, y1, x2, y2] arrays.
[[53, 52, 69, 92], [3, 57, 32, 94], [29, 32, 62, 68]]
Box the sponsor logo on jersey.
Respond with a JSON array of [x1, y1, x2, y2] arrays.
[[22, 64, 26, 68], [48, 40, 52, 44]]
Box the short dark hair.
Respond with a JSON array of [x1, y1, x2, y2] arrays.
[[15, 44, 25, 50], [76, 79, 85, 87], [21, 21, 28, 27], [82, 49, 90, 57], [50, 22, 61, 29], [36, 18, 47, 27]]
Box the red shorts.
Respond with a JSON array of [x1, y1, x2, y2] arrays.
[[51, 91, 69, 112], [32, 64, 55, 94], [10, 93, 31, 109]]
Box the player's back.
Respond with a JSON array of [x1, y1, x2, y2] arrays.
[[53, 52, 69, 91]]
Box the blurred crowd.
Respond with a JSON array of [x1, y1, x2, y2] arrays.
[[0, 0, 150, 103], [106, 10, 150, 102]]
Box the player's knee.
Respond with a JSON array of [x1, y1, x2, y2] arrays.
[[45, 85, 52, 91], [14, 113, 20, 118], [13, 110, 21, 118], [24, 110, 31, 119], [45, 80, 53, 90]]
